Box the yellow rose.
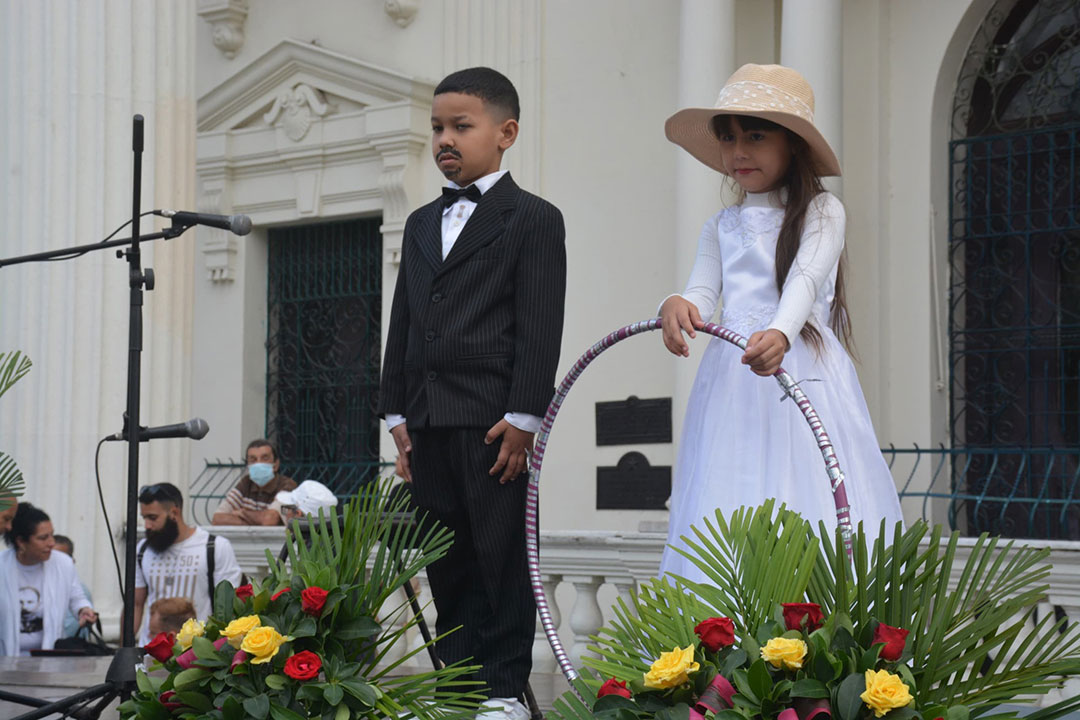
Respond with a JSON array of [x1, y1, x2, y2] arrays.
[[643, 646, 700, 689], [760, 637, 808, 670], [860, 669, 913, 718], [222, 614, 261, 648], [176, 618, 205, 650], [240, 625, 288, 665]]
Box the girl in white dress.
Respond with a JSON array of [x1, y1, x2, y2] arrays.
[[658, 64, 903, 584]]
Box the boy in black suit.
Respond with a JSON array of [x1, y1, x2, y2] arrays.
[[378, 67, 566, 720]]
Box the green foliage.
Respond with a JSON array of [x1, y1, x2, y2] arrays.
[[0, 351, 31, 401], [0, 351, 31, 507], [548, 503, 1080, 720], [118, 479, 485, 719]]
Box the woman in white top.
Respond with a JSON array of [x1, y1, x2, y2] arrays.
[[659, 64, 904, 584], [0, 503, 97, 655]]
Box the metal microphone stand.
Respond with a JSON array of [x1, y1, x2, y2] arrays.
[[0, 116, 208, 719]]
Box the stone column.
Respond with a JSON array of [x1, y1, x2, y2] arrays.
[[0, 0, 196, 637], [781, 0, 843, 193], [441, 0, 542, 192], [671, 0, 736, 494]]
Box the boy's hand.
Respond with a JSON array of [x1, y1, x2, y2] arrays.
[[660, 296, 704, 357], [390, 424, 412, 482], [485, 419, 534, 484], [741, 329, 789, 376]]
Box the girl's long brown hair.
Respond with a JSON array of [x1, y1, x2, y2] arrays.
[[712, 114, 853, 354]]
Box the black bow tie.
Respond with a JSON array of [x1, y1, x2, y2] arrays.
[[441, 184, 483, 209]]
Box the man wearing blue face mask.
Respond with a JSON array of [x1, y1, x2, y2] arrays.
[[211, 439, 297, 526]]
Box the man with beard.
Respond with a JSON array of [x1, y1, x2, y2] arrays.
[[132, 483, 241, 644]]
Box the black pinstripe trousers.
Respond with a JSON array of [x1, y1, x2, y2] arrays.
[[409, 427, 535, 699]]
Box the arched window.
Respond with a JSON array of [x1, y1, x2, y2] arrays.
[[949, 0, 1080, 537]]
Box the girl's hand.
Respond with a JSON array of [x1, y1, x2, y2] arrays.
[[660, 296, 704, 357], [741, 329, 789, 376]]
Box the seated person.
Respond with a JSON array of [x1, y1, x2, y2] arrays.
[[275, 480, 338, 522], [212, 439, 296, 526], [53, 534, 94, 639], [148, 597, 197, 636], [0, 503, 97, 655]]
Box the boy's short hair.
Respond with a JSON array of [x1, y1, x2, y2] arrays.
[[149, 597, 197, 633], [435, 67, 520, 121]]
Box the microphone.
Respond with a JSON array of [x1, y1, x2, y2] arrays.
[[107, 417, 210, 442], [154, 209, 252, 236]]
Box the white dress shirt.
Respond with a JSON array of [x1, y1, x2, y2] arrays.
[[386, 169, 543, 435]]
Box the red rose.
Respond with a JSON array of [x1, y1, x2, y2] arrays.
[[782, 603, 824, 631], [159, 690, 184, 711], [235, 584, 254, 600], [271, 587, 290, 601], [872, 622, 910, 661], [694, 616, 736, 652], [301, 586, 328, 616], [597, 678, 631, 699], [144, 632, 175, 663], [230, 649, 247, 673], [283, 650, 322, 681]]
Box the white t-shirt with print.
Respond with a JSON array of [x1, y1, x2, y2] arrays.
[[134, 527, 242, 644], [17, 562, 45, 654]]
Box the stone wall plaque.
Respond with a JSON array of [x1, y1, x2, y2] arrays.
[[595, 396, 671, 446], [596, 452, 671, 510]]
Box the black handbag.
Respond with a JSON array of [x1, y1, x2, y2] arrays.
[[49, 620, 115, 656]]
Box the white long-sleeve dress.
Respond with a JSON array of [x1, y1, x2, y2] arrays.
[[659, 190, 904, 584]]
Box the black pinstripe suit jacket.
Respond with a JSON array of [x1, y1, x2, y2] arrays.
[[378, 173, 567, 428]]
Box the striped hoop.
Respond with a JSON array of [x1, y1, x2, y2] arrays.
[[525, 318, 854, 687]]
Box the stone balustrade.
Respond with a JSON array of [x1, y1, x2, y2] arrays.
[[207, 526, 1080, 705]]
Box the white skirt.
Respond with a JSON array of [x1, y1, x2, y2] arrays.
[[659, 328, 904, 585]]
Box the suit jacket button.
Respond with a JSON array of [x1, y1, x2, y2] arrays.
[[431, 292, 442, 303], [427, 371, 438, 381], [425, 330, 436, 341]]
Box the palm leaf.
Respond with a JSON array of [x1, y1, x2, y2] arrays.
[[0, 351, 31, 401], [0, 351, 31, 507], [265, 478, 479, 715], [555, 502, 1080, 720], [0, 452, 25, 508], [668, 501, 820, 629], [546, 669, 605, 720], [809, 517, 1080, 715]]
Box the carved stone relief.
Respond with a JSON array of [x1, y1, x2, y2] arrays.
[[198, 0, 249, 59], [263, 84, 331, 142]]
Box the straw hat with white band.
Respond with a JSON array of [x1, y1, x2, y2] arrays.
[[664, 63, 841, 178]]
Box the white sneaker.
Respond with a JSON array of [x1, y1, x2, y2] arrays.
[[477, 697, 530, 720]]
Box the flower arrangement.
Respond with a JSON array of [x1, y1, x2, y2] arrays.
[[119, 481, 485, 719], [550, 501, 1080, 720]]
